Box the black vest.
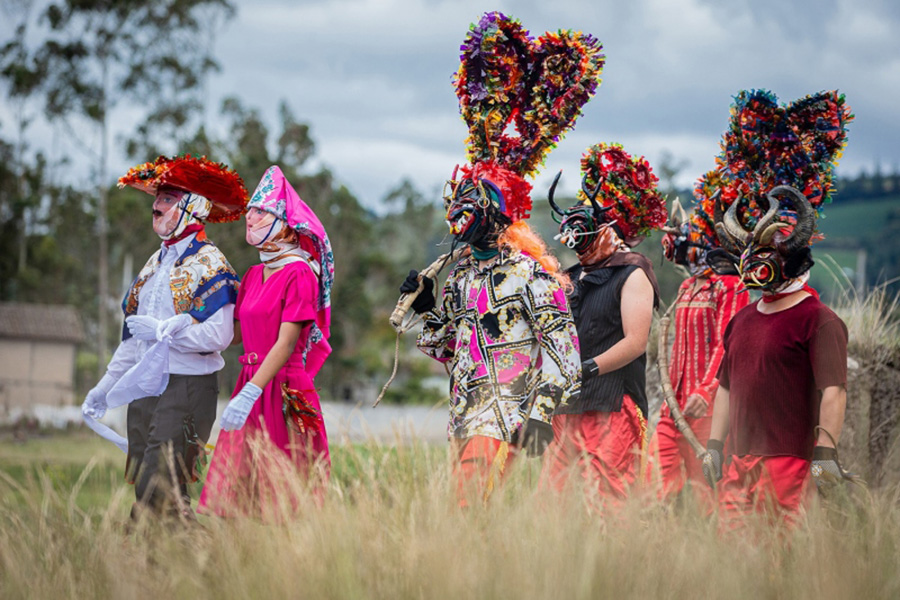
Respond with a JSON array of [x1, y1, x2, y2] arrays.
[[555, 264, 649, 417]]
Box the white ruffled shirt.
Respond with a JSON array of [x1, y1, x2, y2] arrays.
[[105, 233, 234, 382]]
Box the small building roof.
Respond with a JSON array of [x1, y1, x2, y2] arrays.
[[0, 302, 86, 344]]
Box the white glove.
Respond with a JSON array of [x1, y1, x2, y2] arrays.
[[126, 315, 160, 341], [156, 313, 194, 341], [220, 382, 264, 431], [81, 374, 116, 420]]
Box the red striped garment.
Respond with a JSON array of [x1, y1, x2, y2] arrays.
[[665, 274, 748, 412]]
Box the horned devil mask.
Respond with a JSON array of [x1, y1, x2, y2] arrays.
[[443, 170, 512, 248], [709, 185, 816, 291], [547, 171, 613, 254]]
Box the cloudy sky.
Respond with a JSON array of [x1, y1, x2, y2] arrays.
[[4, 0, 899, 210]]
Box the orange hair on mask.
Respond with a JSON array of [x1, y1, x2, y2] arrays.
[[499, 221, 571, 292]]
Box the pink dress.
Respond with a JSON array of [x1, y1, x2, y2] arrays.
[[199, 261, 330, 517]]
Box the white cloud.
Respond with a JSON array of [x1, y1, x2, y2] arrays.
[[3, 0, 896, 207]]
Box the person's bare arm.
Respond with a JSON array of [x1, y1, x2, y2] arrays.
[[708, 385, 730, 443], [588, 268, 654, 375], [247, 321, 304, 389], [816, 385, 847, 448], [231, 319, 242, 346]]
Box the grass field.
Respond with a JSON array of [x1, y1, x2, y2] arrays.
[[2, 282, 898, 600], [2, 431, 900, 600]]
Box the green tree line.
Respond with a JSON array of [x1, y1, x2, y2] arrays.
[[2, 1, 896, 404]]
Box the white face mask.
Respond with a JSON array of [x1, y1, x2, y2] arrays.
[[246, 213, 281, 248], [153, 190, 211, 240]]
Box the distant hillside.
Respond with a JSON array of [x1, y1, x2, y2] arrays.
[[534, 173, 900, 304]]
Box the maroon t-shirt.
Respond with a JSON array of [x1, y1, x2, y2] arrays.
[[718, 295, 848, 459]]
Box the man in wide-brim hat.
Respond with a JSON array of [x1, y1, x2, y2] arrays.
[[82, 155, 247, 520]]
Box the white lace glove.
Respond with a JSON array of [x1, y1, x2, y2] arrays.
[[81, 374, 116, 420], [125, 315, 160, 341], [156, 313, 194, 341], [220, 382, 264, 431]]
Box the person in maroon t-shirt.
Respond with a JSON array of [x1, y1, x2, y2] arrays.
[[703, 185, 849, 526], [698, 89, 853, 526]]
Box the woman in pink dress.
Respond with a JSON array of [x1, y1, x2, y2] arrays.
[[199, 165, 334, 518]]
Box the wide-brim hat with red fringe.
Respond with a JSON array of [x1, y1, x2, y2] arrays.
[[117, 155, 249, 223]]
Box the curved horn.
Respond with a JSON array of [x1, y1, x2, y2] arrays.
[[723, 195, 751, 245], [547, 170, 565, 215], [750, 192, 780, 242], [670, 196, 687, 227], [757, 222, 783, 246], [581, 175, 612, 221], [770, 185, 815, 255], [712, 190, 740, 254]]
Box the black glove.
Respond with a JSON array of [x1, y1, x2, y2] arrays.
[[399, 270, 435, 314], [702, 439, 724, 489], [581, 358, 600, 385], [519, 418, 554, 458], [811, 446, 843, 494]]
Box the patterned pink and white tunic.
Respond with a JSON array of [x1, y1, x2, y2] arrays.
[[418, 251, 581, 442]]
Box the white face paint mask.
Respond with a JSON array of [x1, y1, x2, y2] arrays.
[[246, 210, 320, 274], [246, 212, 281, 248], [153, 190, 211, 241]]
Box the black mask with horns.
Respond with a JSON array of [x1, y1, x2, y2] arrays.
[[547, 171, 615, 254], [707, 185, 816, 290]]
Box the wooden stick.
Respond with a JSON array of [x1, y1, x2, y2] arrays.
[[389, 246, 469, 333], [656, 301, 706, 458]]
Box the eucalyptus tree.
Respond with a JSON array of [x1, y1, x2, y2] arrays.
[[31, 0, 235, 370]]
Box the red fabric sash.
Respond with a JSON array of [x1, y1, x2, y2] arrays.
[[163, 223, 206, 247]]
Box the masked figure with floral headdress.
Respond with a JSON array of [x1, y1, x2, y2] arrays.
[[541, 143, 666, 503], [199, 166, 334, 518], [701, 90, 853, 526], [649, 173, 748, 507], [81, 155, 247, 520], [401, 12, 601, 506]]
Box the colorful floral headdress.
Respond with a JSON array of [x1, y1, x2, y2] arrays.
[[712, 89, 853, 246], [578, 142, 667, 241], [451, 11, 605, 221], [688, 169, 730, 250], [118, 155, 248, 223]]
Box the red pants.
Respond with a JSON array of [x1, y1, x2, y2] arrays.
[[541, 396, 645, 501], [451, 436, 519, 508], [718, 454, 813, 528], [648, 414, 713, 506]]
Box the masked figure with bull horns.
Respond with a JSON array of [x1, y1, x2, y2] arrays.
[[649, 173, 749, 508], [701, 90, 854, 526], [541, 143, 666, 504]]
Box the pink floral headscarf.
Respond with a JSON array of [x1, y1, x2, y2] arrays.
[[248, 166, 334, 375]]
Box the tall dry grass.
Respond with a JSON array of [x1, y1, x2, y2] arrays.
[[2, 438, 900, 600], [823, 263, 900, 486], [3, 273, 900, 599]]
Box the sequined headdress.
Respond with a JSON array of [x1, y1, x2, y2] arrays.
[[708, 90, 852, 286], [448, 11, 605, 221], [118, 155, 248, 223]]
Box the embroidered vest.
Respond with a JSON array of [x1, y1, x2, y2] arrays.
[[121, 239, 239, 340]]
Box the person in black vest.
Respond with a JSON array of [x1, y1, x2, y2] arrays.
[[541, 143, 666, 503]]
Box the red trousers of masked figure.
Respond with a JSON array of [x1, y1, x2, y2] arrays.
[[542, 395, 645, 501], [451, 436, 519, 508], [648, 413, 714, 508], [718, 454, 813, 528]]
